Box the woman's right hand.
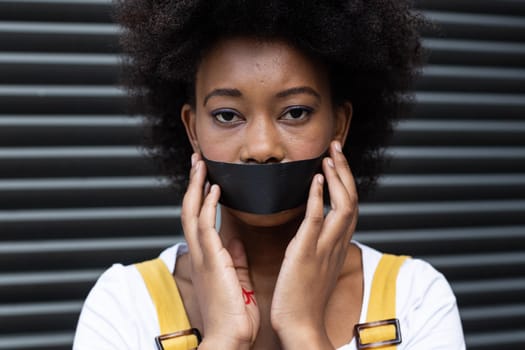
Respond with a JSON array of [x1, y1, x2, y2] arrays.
[[181, 153, 260, 350]]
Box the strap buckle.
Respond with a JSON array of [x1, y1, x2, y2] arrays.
[[354, 318, 402, 349], [155, 328, 202, 350]]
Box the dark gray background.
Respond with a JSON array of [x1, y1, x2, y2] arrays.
[[0, 0, 524, 349]]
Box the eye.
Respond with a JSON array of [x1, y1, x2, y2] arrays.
[[281, 106, 313, 121], [211, 109, 242, 124]]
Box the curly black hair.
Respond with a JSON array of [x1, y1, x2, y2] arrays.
[[115, 0, 425, 202]]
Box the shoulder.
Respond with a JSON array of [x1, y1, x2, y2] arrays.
[[73, 243, 186, 349], [73, 263, 157, 349], [396, 257, 465, 349], [356, 242, 465, 349], [357, 242, 457, 308]]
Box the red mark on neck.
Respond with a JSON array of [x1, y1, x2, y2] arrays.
[[242, 287, 256, 305]]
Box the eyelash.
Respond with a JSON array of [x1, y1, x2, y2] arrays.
[[280, 106, 313, 121], [211, 109, 242, 125], [210, 106, 314, 125]]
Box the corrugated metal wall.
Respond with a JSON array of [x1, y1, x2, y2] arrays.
[[0, 0, 524, 349]]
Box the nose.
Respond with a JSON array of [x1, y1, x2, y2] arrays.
[[240, 117, 285, 164]]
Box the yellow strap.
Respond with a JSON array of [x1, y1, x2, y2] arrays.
[[359, 324, 397, 345], [135, 259, 198, 350], [363, 254, 409, 350]]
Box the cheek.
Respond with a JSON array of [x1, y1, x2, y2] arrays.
[[285, 118, 335, 158], [194, 116, 236, 160]]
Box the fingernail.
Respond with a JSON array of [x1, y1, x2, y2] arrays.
[[195, 160, 200, 170], [191, 153, 197, 167], [327, 158, 335, 168], [334, 141, 342, 153], [317, 174, 324, 184]]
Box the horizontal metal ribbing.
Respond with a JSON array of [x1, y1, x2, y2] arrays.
[[0, 21, 117, 35], [451, 278, 525, 295], [0, 332, 73, 349], [0, 236, 179, 254], [0, 269, 101, 303], [0, 0, 111, 23], [359, 200, 525, 215], [0, 178, 176, 210], [0, 237, 182, 272], [415, 92, 525, 107], [0, 146, 140, 158], [0, 115, 141, 125], [384, 146, 525, 174], [370, 174, 525, 201], [0, 52, 119, 65], [0, 301, 82, 317], [0, 270, 101, 286], [0, 301, 82, 334], [395, 120, 525, 133], [466, 330, 525, 349], [460, 304, 525, 334], [0, 206, 180, 222], [388, 146, 525, 159], [0, 176, 166, 191], [0, 115, 143, 147], [423, 11, 525, 42], [392, 120, 525, 146], [461, 304, 525, 322], [0, 85, 124, 96], [416, 0, 525, 16], [354, 225, 525, 255], [413, 92, 525, 119], [451, 278, 525, 307], [424, 251, 525, 270], [0, 86, 128, 114], [416, 65, 525, 92], [424, 38, 525, 66], [0, 21, 118, 53], [0, 53, 120, 84], [357, 200, 525, 230], [355, 225, 525, 243]]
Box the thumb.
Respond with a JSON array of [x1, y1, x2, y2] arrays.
[[227, 238, 257, 305]]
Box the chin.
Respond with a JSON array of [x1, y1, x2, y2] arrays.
[[222, 204, 306, 228]]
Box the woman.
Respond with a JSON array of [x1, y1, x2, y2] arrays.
[[74, 1, 465, 349]]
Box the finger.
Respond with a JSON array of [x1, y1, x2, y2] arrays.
[[330, 141, 358, 206], [197, 184, 223, 259], [227, 238, 257, 306], [181, 154, 206, 260], [320, 156, 355, 247], [330, 141, 359, 241], [323, 156, 350, 211], [294, 173, 325, 253]]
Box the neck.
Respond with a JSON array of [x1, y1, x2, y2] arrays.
[[219, 206, 304, 288]]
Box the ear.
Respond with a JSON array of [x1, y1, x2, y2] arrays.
[[333, 101, 352, 145], [181, 103, 200, 153]]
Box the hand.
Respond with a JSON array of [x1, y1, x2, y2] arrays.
[[270, 141, 358, 349], [181, 153, 260, 350]]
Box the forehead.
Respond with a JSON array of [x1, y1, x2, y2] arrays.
[[195, 37, 330, 99]]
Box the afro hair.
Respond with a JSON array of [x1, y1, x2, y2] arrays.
[[115, 0, 425, 201]]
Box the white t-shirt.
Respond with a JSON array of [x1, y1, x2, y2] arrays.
[[73, 242, 465, 349]]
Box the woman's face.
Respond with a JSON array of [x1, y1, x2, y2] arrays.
[[182, 37, 351, 225], [183, 37, 350, 164]]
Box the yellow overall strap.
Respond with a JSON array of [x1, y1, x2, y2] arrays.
[[356, 254, 409, 349], [135, 258, 198, 350]]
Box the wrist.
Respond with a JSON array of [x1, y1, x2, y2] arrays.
[[198, 334, 251, 350], [274, 323, 334, 350]]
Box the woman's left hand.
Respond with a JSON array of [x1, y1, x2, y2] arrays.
[[270, 140, 359, 349]]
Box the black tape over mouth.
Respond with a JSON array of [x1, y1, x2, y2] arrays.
[[203, 154, 324, 214]]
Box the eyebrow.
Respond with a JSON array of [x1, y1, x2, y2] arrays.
[[202, 85, 322, 106], [203, 88, 242, 106], [275, 86, 321, 101]]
